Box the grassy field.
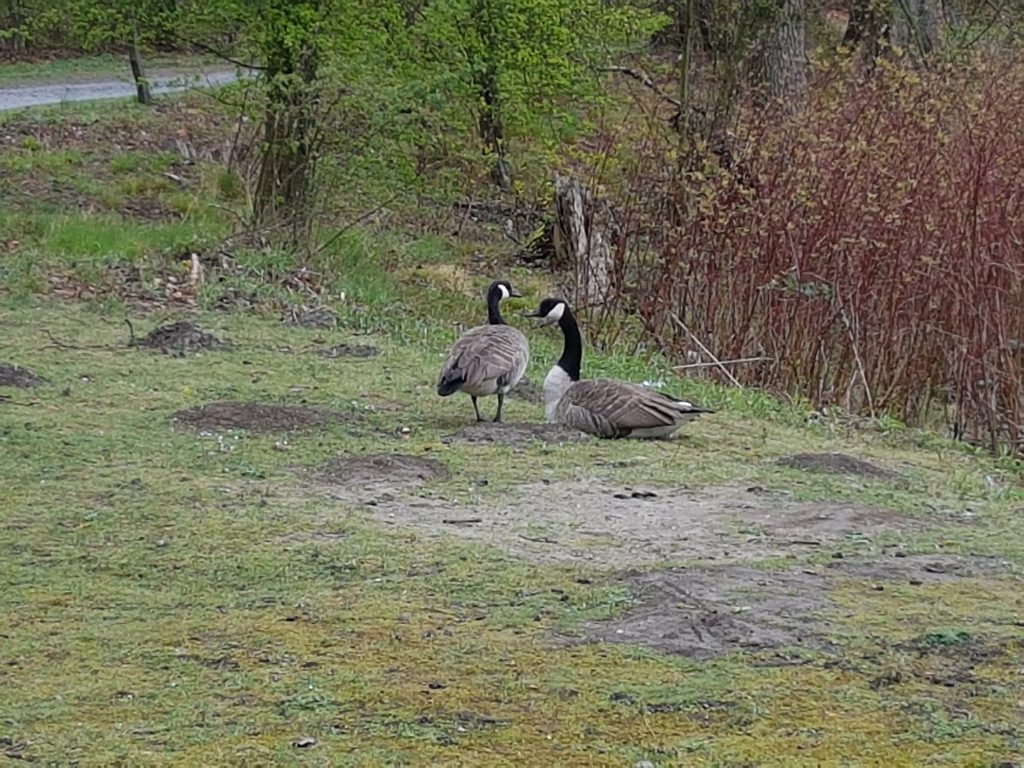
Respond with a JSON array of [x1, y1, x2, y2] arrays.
[[0, 52, 227, 87], [1, 85, 1023, 766]]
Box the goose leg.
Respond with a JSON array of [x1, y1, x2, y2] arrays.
[[493, 393, 505, 423], [471, 396, 483, 422]]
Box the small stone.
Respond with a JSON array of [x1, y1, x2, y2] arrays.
[[635, 761, 657, 768]]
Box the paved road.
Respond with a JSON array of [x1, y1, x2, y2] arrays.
[[0, 69, 238, 111]]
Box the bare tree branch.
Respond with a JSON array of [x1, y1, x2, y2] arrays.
[[598, 65, 681, 108], [170, 33, 267, 71]]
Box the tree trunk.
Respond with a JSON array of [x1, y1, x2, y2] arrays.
[[552, 174, 612, 309], [843, 0, 889, 65], [471, 0, 512, 191], [754, 0, 807, 112], [676, 0, 695, 150], [892, 0, 941, 59], [253, 47, 319, 247], [477, 66, 512, 191], [4, 0, 25, 54], [129, 22, 153, 105]]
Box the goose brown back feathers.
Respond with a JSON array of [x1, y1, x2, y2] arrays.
[[528, 297, 713, 439], [436, 280, 529, 422], [555, 379, 711, 439]]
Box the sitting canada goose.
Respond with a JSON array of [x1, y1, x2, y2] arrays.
[[437, 280, 530, 423], [525, 298, 713, 438]]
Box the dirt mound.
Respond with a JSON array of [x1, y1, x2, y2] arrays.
[[137, 321, 231, 356], [578, 566, 830, 659], [508, 376, 543, 404], [830, 552, 1008, 582], [442, 422, 588, 446], [321, 343, 379, 359], [283, 305, 338, 329], [316, 453, 448, 488], [778, 452, 899, 480], [576, 554, 1010, 659], [0, 362, 47, 388], [173, 401, 353, 434]]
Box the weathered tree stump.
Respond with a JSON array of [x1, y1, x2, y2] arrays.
[[552, 174, 613, 308]]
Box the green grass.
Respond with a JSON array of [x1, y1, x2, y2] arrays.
[[0, 52, 224, 87], [2, 92, 1024, 767], [3, 289, 1023, 765]]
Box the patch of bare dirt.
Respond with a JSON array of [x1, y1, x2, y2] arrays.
[[120, 198, 177, 221], [315, 453, 448, 491], [321, 343, 379, 359], [442, 422, 588, 446], [137, 321, 232, 356], [173, 401, 355, 434], [348, 482, 911, 567], [778, 452, 900, 481], [579, 566, 830, 658], [831, 553, 1008, 583], [574, 553, 1012, 659], [0, 362, 47, 388], [282, 305, 338, 329]]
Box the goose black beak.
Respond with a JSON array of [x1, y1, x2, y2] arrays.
[[522, 309, 541, 318], [509, 289, 524, 298]]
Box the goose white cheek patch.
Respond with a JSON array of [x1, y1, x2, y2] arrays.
[[499, 284, 511, 300], [545, 302, 565, 323]]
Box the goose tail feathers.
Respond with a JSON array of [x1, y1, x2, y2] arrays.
[[437, 370, 465, 397]]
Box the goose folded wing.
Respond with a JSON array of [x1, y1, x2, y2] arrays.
[[565, 379, 695, 430], [445, 327, 526, 387]]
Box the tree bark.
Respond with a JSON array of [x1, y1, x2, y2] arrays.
[[471, 0, 512, 191], [129, 21, 153, 106], [892, 0, 941, 59], [553, 174, 612, 308], [477, 66, 512, 191], [253, 45, 319, 247], [754, 0, 807, 112], [842, 0, 891, 71], [676, 0, 695, 150]]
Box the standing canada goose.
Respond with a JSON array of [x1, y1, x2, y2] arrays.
[[525, 298, 713, 438], [437, 280, 530, 423]]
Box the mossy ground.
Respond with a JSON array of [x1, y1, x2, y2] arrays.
[[1, 68, 1023, 767]]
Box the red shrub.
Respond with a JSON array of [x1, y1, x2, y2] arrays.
[[592, 57, 1024, 453]]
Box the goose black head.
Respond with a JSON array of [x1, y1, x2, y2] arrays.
[[488, 279, 523, 301], [525, 297, 568, 327]]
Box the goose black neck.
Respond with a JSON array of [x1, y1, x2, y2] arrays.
[[557, 307, 582, 381], [486, 290, 506, 325]]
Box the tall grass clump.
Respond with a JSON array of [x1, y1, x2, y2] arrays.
[[592, 55, 1024, 454]]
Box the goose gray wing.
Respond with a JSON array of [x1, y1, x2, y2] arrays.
[[556, 379, 710, 437], [438, 325, 529, 391]]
